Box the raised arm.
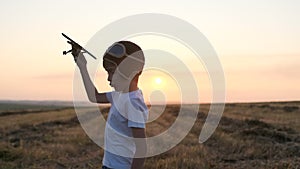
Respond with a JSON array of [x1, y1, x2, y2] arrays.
[[72, 46, 109, 103]]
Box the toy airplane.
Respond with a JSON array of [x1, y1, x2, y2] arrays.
[[62, 33, 97, 60]]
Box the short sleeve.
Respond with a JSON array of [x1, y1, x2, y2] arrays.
[[127, 98, 148, 128], [106, 92, 113, 103]]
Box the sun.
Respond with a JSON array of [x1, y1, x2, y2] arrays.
[[155, 77, 162, 85]]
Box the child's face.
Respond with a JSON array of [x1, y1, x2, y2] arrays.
[[104, 61, 131, 92]]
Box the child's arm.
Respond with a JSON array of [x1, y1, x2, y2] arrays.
[[131, 127, 146, 169], [73, 50, 110, 103]]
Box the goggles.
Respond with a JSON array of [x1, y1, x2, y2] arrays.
[[103, 43, 144, 80], [106, 43, 128, 58]]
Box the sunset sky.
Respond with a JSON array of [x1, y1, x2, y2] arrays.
[[0, 0, 299, 103]]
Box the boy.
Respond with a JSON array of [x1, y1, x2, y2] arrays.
[[71, 41, 148, 169]]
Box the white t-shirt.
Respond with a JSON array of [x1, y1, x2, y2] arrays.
[[103, 89, 148, 169]]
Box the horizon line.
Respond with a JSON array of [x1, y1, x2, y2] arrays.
[[0, 99, 299, 105]]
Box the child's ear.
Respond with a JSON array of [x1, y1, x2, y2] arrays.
[[129, 71, 141, 81]]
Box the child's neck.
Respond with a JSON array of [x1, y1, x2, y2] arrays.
[[118, 80, 138, 93], [129, 80, 139, 92]]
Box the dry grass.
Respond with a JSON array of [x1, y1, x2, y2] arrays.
[[0, 101, 300, 168]]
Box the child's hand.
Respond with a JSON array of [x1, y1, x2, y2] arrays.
[[68, 41, 87, 68], [76, 52, 87, 68]]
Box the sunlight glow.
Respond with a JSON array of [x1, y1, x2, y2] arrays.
[[155, 77, 162, 85]]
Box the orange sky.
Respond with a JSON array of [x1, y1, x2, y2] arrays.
[[0, 0, 299, 103]]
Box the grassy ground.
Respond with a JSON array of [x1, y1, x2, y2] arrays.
[[0, 101, 299, 168]]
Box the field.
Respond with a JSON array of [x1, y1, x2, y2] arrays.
[[0, 101, 300, 168]]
